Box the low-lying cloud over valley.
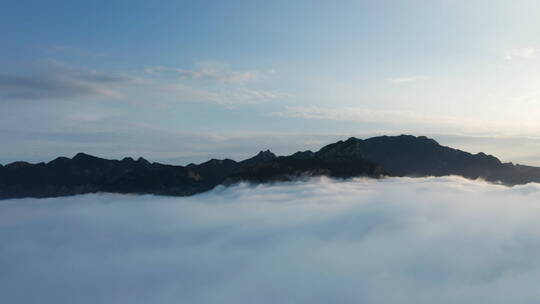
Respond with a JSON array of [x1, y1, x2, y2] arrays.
[[2, 177, 540, 303]]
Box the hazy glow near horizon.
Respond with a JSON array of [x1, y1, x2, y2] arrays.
[[1, 1, 540, 163], [3, 177, 540, 303]]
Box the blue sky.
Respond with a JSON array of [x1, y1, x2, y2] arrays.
[[2, 0, 540, 164]]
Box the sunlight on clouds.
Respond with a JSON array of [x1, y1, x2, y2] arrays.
[[504, 47, 537, 60], [512, 91, 540, 105], [273, 105, 539, 136]]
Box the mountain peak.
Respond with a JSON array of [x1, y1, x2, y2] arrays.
[[119, 156, 150, 165], [241, 149, 277, 166], [256, 149, 276, 158], [73, 152, 98, 160], [316, 138, 363, 160], [136, 157, 150, 165]]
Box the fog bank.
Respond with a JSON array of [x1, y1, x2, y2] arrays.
[[2, 176, 540, 304]]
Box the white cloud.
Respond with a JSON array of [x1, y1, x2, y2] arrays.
[[512, 91, 540, 105], [389, 75, 431, 84], [273, 105, 471, 127], [504, 47, 537, 60], [143, 61, 285, 106], [273, 105, 540, 137], [2, 177, 540, 303], [145, 61, 260, 83], [166, 83, 284, 105]]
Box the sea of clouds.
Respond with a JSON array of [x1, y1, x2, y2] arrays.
[[2, 176, 540, 304]]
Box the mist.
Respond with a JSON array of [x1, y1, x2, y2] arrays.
[[2, 176, 540, 303]]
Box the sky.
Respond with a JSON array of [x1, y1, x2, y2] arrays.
[[2, 0, 540, 164], [3, 176, 540, 303]]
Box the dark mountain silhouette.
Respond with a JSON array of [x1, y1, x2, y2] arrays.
[[1, 135, 540, 199], [317, 135, 540, 184]]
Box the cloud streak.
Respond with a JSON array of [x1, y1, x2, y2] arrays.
[[144, 61, 284, 105], [389, 75, 430, 83], [145, 61, 260, 83], [273, 105, 540, 136], [0, 60, 281, 107], [2, 177, 540, 303], [0, 61, 131, 100], [166, 83, 284, 105], [504, 47, 537, 60]]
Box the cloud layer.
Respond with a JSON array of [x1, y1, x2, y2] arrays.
[[2, 177, 540, 304]]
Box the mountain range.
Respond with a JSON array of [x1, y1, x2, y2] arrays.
[[1, 135, 539, 199]]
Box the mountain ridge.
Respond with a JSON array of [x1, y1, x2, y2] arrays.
[[1, 134, 540, 199]]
